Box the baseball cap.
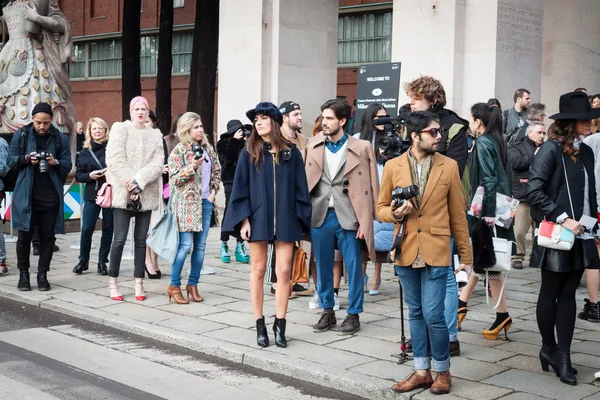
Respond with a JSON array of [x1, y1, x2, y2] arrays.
[[279, 101, 301, 115]]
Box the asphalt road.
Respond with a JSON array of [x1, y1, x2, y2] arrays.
[[0, 297, 365, 400]]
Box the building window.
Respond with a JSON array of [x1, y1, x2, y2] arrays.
[[69, 30, 194, 79], [174, 0, 184, 7], [338, 11, 392, 65], [172, 30, 193, 73], [89, 39, 122, 77]]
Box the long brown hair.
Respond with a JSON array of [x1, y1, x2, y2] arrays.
[[311, 115, 323, 137], [247, 117, 290, 168], [548, 119, 579, 162]]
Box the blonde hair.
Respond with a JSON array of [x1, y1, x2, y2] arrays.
[[83, 117, 109, 148], [177, 112, 206, 146]]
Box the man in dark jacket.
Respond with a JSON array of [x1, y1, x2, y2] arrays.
[[508, 121, 545, 269], [405, 76, 468, 178], [217, 119, 250, 264], [7, 103, 72, 292]]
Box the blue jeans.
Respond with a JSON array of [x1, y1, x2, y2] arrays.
[[396, 265, 450, 372], [311, 210, 363, 314], [79, 201, 114, 263], [170, 200, 212, 287], [446, 237, 458, 342], [0, 230, 5, 262]]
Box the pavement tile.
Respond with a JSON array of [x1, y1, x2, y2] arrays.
[[493, 341, 542, 358], [413, 377, 512, 400], [201, 310, 256, 328], [348, 359, 414, 382], [154, 315, 228, 335], [263, 340, 376, 369], [51, 290, 120, 309], [156, 302, 229, 317], [483, 369, 600, 400], [448, 356, 509, 381], [100, 302, 175, 323], [204, 326, 268, 348], [328, 335, 398, 361], [459, 342, 515, 362]]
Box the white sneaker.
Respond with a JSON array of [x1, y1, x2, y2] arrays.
[[333, 293, 340, 311], [200, 266, 216, 275], [309, 292, 321, 309]]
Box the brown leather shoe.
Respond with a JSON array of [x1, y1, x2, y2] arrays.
[[391, 371, 433, 393], [185, 285, 204, 302], [167, 285, 189, 304], [430, 370, 451, 394]]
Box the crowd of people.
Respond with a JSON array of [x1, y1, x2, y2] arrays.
[[0, 79, 599, 395]]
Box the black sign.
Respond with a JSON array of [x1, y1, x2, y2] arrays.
[[354, 62, 401, 134]]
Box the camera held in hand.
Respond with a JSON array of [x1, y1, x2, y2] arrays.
[[192, 143, 204, 160], [126, 199, 142, 212], [391, 185, 419, 210], [33, 151, 50, 173]]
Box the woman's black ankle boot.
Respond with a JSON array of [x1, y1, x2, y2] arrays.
[[556, 349, 577, 385], [273, 317, 287, 348], [256, 316, 269, 348]]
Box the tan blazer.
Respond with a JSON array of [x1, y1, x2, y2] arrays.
[[376, 152, 472, 267], [305, 133, 380, 261]]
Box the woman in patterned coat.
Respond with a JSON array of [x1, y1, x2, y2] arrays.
[[167, 112, 221, 304]]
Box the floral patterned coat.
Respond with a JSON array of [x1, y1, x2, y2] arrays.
[[168, 142, 221, 232]]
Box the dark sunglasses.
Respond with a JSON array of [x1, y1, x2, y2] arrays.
[[420, 128, 443, 138]]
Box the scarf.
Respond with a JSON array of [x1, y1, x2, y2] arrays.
[[407, 148, 434, 209]]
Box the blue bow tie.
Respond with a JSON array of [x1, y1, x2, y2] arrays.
[[325, 134, 348, 154]]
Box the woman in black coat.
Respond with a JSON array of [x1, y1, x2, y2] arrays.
[[223, 102, 311, 349], [73, 118, 113, 276], [526, 92, 600, 386]]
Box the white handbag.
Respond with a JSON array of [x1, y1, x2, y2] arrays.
[[485, 228, 512, 309]]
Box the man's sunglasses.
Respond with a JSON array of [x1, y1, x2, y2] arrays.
[[420, 128, 443, 138]]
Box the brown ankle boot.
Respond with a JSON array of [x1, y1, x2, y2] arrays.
[[430, 370, 451, 394], [391, 371, 433, 393], [167, 285, 189, 304], [185, 285, 204, 302]]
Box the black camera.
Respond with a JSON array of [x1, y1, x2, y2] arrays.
[[192, 143, 203, 160], [374, 114, 411, 158], [33, 151, 49, 173], [242, 124, 252, 137], [391, 185, 419, 209], [126, 199, 142, 211]]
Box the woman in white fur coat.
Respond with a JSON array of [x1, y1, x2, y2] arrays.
[[105, 96, 164, 301]]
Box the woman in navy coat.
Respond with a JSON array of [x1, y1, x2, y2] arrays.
[[223, 102, 311, 349]]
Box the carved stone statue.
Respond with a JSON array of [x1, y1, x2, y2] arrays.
[[0, 0, 75, 143]]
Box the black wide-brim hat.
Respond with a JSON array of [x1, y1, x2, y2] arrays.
[[246, 102, 283, 125], [549, 92, 600, 120], [223, 119, 244, 135]]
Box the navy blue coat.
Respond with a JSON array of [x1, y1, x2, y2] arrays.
[[75, 141, 108, 202], [7, 123, 72, 233], [222, 144, 311, 242]]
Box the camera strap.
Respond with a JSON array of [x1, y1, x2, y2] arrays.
[[389, 217, 407, 262]]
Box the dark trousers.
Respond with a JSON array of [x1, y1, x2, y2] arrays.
[[537, 268, 585, 352], [108, 209, 151, 278], [220, 183, 242, 243], [79, 201, 114, 263], [16, 202, 58, 272]]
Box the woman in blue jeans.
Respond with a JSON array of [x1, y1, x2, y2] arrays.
[[167, 112, 221, 304], [73, 118, 113, 276]]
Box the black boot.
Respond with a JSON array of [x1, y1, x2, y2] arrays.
[[72, 260, 89, 275], [17, 270, 31, 291], [539, 343, 578, 376], [273, 318, 287, 348], [556, 349, 577, 385], [256, 316, 269, 348], [97, 262, 108, 276], [578, 298, 600, 323], [37, 271, 51, 292]]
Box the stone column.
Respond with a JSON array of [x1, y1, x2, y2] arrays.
[[217, 0, 338, 134]]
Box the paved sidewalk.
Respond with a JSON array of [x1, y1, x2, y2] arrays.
[[1, 231, 600, 400]]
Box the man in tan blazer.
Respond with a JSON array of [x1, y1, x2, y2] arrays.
[[376, 111, 472, 395], [305, 99, 379, 336]]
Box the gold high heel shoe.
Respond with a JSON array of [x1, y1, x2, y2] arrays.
[[457, 307, 468, 330], [482, 317, 512, 341]]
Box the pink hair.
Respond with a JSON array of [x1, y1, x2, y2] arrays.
[[129, 96, 149, 111]]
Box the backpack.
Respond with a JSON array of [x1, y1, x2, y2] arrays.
[[2, 129, 61, 192]]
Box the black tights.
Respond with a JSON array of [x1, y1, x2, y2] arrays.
[[536, 269, 584, 352]]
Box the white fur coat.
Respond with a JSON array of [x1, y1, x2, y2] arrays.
[[106, 121, 164, 211]]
